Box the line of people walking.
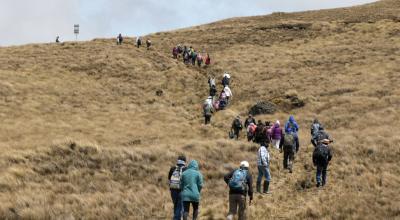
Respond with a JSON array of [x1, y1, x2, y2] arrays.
[[168, 118, 334, 219], [172, 45, 211, 68], [116, 34, 152, 50], [203, 72, 233, 125]]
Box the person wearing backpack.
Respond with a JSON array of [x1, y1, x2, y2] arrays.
[[197, 53, 203, 67], [247, 122, 257, 142], [117, 33, 123, 45], [222, 72, 231, 87], [205, 53, 211, 66], [136, 36, 142, 48], [285, 115, 300, 152], [271, 121, 283, 150], [231, 116, 243, 140], [312, 139, 333, 187], [280, 132, 296, 173], [180, 160, 203, 220], [244, 114, 256, 129], [168, 155, 187, 220], [257, 144, 271, 194], [224, 161, 253, 220], [203, 97, 214, 125], [254, 120, 267, 146], [191, 50, 197, 65], [146, 39, 152, 50]]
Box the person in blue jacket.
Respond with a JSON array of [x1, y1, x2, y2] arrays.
[[285, 115, 300, 152]]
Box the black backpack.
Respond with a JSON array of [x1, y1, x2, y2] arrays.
[[313, 145, 330, 165], [234, 119, 242, 129], [222, 77, 230, 86]]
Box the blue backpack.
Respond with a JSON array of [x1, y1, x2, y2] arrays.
[[229, 169, 248, 191]]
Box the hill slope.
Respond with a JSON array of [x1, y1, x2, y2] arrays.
[[0, 0, 399, 219]]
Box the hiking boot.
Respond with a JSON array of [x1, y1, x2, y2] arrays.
[[263, 181, 270, 194], [316, 182, 321, 188], [256, 181, 261, 193]]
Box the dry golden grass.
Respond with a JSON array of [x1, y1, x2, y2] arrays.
[[0, 0, 400, 219]]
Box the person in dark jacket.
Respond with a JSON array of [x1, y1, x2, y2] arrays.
[[254, 120, 267, 145], [168, 155, 187, 220], [224, 161, 253, 220], [244, 114, 256, 128], [117, 33, 123, 45], [180, 160, 203, 220], [312, 139, 333, 187], [231, 116, 243, 140]]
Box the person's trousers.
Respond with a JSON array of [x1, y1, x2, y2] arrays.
[[205, 115, 211, 124], [170, 190, 183, 220], [294, 135, 300, 152], [234, 129, 240, 140], [227, 194, 247, 220], [272, 139, 280, 150], [183, 201, 199, 220], [257, 165, 271, 183], [283, 150, 295, 170], [316, 164, 328, 185]]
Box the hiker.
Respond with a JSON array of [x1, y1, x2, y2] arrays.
[[205, 53, 211, 66], [247, 122, 257, 142], [191, 50, 197, 65], [231, 116, 243, 140], [257, 144, 271, 194], [197, 53, 203, 67], [224, 161, 253, 220], [180, 160, 203, 220], [312, 139, 333, 187], [280, 132, 296, 173], [254, 120, 267, 145], [218, 90, 228, 110], [222, 72, 231, 87], [183, 50, 190, 64], [265, 121, 273, 143], [244, 115, 256, 128], [146, 39, 152, 49], [168, 155, 187, 220], [208, 76, 216, 96], [271, 121, 283, 150], [285, 115, 300, 152], [311, 125, 332, 147], [55, 36, 60, 43], [203, 97, 214, 125], [173, 46, 179, 59], [117, 34, 123, 45], [136, 36, 142, 48], [224, 86, 232, 104]]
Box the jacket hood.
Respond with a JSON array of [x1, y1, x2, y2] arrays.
[[187, 160, 199, 171], [274, 123, 280, 128], [289, 115, 295, 123]]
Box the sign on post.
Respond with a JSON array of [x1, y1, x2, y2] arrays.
[[74, 24, 79, 40]]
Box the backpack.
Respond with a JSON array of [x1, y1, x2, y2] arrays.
[[169, 166, 183, 190], [255, 125, 265, 140], [222, 77, 230, 86], [283, 133, 295, 152], [228, 169, 248, 191], [234, 119, 242, 129], [313, 145, 330, 165]]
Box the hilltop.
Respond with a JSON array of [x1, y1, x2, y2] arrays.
[[0, 0, 399, 219]]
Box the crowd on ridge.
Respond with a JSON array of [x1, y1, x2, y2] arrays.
[[54, 35, 334, 220]]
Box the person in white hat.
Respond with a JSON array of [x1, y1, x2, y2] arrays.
[[224, 161, 253, 220]]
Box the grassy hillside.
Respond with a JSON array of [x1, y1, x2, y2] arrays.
[[0, 0, 399, 219]]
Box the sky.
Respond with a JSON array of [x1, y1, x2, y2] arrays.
[[0, 0, 376, 46]]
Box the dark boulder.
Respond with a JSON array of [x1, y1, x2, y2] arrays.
[[249, 101, 277, 116]]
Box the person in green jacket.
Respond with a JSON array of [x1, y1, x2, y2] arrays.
[[180, 160, 203, 220]]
